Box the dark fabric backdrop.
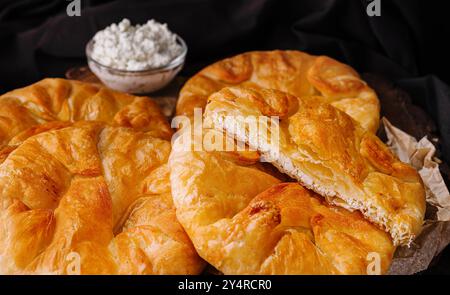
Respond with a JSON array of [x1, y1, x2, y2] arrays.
[[0, 0, 449, 273]]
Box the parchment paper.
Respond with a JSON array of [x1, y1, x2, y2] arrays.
[[383, 118, 450, 274]]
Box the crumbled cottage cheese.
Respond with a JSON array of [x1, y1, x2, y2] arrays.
[[91, 18, 182, 71]]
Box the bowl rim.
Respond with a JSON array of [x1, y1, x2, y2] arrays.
[[86, 34, 187, 74]]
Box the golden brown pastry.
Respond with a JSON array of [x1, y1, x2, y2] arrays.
[[0, 121, 204, 274], [177, 50, 380, 132], [204, 86, 426, 246], [169, 131, 394, 274], [0, 78, 172, 148]]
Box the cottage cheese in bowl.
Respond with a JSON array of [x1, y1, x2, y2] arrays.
[[86, 18, 186, 93]]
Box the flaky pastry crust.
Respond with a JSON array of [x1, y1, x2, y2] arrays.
[[169, 130, 394, 274], [0, 121, 204, 274], [204, 86, 426, 246], [0, 78, 172, 148], [177, 50, 380, 132]]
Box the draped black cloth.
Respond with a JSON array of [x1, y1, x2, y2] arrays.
[[0, 0, 449, 273]]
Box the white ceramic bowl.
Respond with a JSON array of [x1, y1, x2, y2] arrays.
[[86, 35, 187, 94]]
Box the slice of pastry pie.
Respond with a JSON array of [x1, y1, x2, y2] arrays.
[[204, 86, 426, 246]]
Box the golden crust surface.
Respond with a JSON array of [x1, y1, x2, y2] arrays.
[[177, 50, 380, 132], [0, 121, 204, 274], [204, 86, 426, 246], [169, 131, 394, 274], [0, 78, 172, 148]]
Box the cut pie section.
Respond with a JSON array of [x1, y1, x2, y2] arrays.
[[204, 86, 426, 246]]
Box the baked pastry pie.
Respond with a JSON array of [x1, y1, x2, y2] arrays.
[[0, 121, 204, 274], [177, 50, 380, 132], [0, 78, 172, 148], [204, 86, 426, 246], [169, 131, 394, 274]]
